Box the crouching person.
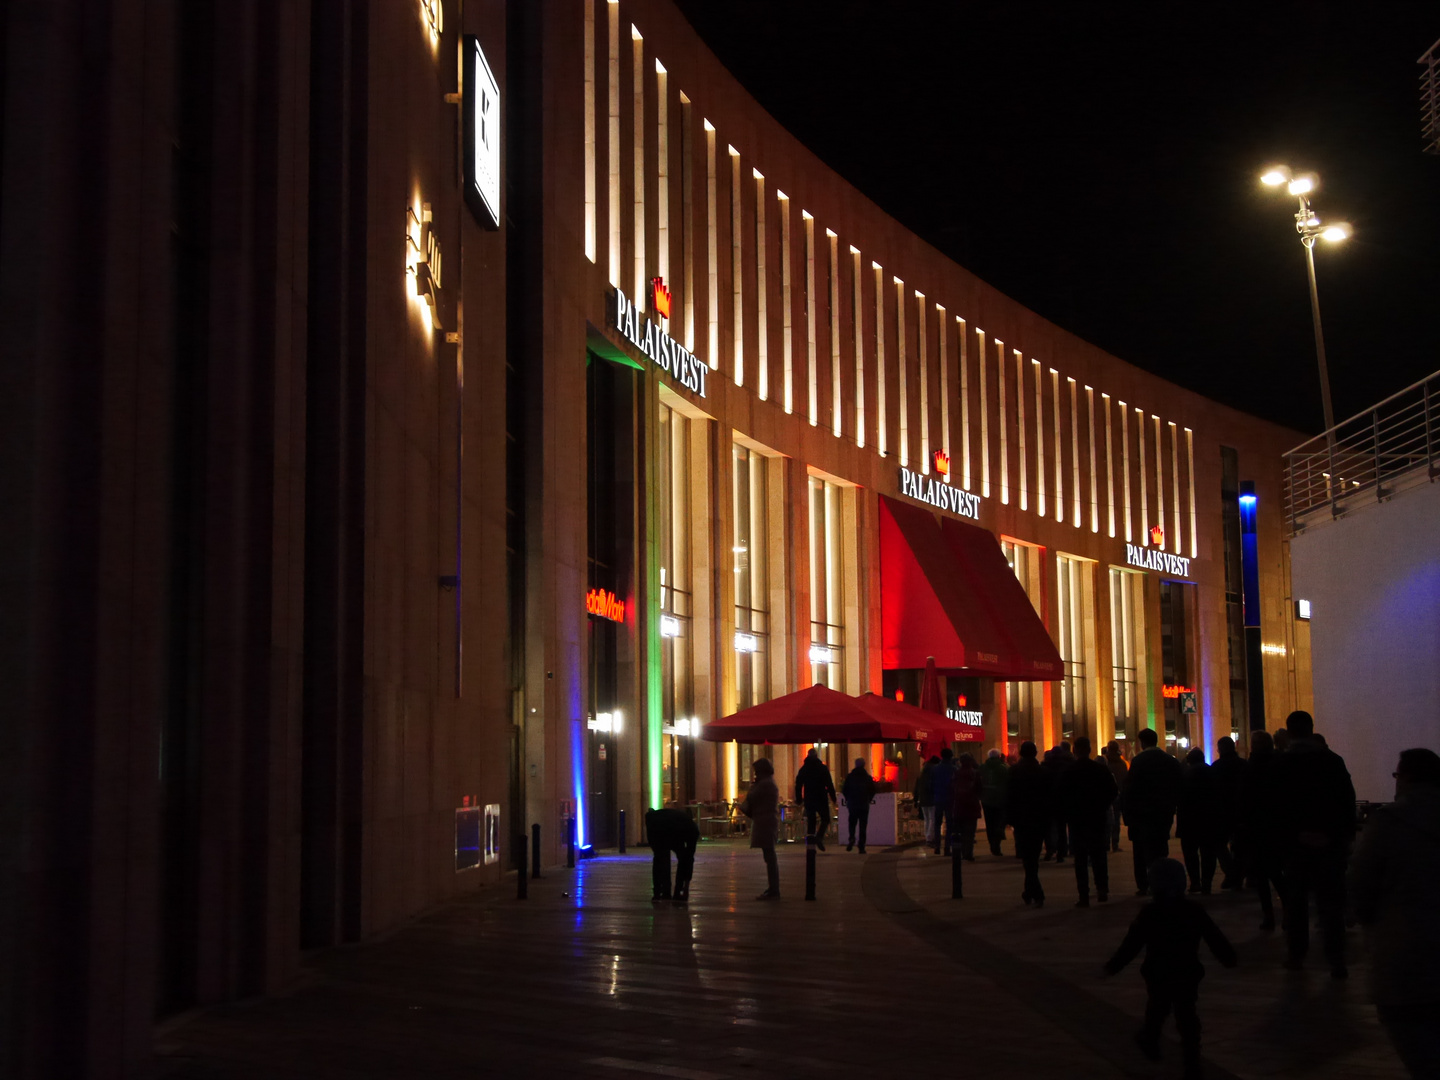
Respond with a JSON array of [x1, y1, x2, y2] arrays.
[[645, 807, 699, 904]]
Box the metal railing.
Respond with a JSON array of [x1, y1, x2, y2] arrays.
[[1283, 369, 1440, 536], [1421, 36, 1440, 155]]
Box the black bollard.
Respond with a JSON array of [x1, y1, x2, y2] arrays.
[[531, 823, 541, 879], [567, 816, 576, 868], [517, 836, 528, 900], [951, 842, 964, 900], [805, 833, 817, 901], [618, 809, 627, 854]]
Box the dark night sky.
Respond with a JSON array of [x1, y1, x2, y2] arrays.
[[673, 2, 1440, 436]]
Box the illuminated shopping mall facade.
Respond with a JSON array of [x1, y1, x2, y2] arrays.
[[1, 0, 1312, 1072]]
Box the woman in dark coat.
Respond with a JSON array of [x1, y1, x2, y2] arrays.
[[950, 753, 984, 861], [740, 758, 781, 899], [1176, 747, 1221, 894], [1238, 730, 1282, 930]]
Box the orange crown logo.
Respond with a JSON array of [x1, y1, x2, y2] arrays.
[[651, 276, 672, 320], [1150, 525, 1164, 546], [933, 449, 950, 476]]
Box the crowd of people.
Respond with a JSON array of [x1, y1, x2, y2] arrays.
[[642, 712, 1440, 1077]]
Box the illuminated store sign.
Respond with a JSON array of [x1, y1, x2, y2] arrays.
[[651, 276, 672, 319], [1150, 525, 1165, 546], [1161, 684, 1195, 699], [462, 37, 500, 229], [734, 632, 758, 653], [933, 450, 950, 477], [1125, 543, 1191, 579], [586, 588, 625, 622], [898, 466, 982, 520], [946, 707, 985, 732], [610, 287, 708, 398]]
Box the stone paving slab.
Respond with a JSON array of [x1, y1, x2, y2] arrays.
[[154, 837, 1405, 1079]]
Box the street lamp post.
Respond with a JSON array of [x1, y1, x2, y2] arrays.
[[1259, 166, 1351, 435]]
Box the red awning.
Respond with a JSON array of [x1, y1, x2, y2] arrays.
[[699, 683, 925, 744], [879, 495, 1063, 681]]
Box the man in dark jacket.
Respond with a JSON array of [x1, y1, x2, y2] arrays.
[[1008, 741, 1052, 907], [1041, 742, 1075, 862], [1239, 730, 1282, 930], [1210, 736, 1247, 887], [1123, 727, 1184, 894], [795, 748, 838, 852], [931, 749, 958, 854], [842, 758, 877, 853], [1059, 736, 1119, 907], [1273, 710, 1355, 977], [645, 807, 699, 903], [1348, 748, 1440, 1077], [1176, 748, 1221, 894], [979, 749, 1010, 855]]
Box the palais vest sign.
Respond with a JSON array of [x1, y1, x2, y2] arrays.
[[609, 286, 708, 398], [899, 466, 982, 520], [1125, 543, 1192, 580]]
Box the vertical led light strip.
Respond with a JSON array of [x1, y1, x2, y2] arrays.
[[874, 264, 886, 456], [1120, 401, 1132, 542], [1086, 387, 1098, 533], [655, 61, 668, 283], [704, 120, 718, 368], [917, 292, 929, 470], [584, 0, 596, 262], [632, 26, 645, 306], [1070, 378, 1081, 528], [1015, 349, 1027, 510], [779, 192, 792, 411], [1170, 422, 1182, 554], [1051, 369, 1063, 523], [958, 318, 970, 490], [937, 305, 949, 479], [1186, 428, 1199, 557], [607, 1, 621, 285], [754, 169, 767, 400], [1153, 415, 1164, 549], [680, 94, 694, 351], [853, 248, 865, 447], [1103, 393, 1115, 537], [977, 329, 989, 497], [1136, 407, 1148, 544], [805, 212, 817, 425], [1034, 359, 1046, 518], [996, 339, 1008, 504], [829, 231, 841, 437], [895, 278, 908, 464], [729, 146, 743, 387]]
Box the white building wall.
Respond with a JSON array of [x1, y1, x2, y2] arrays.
[[1291, 480, 1440, 802]]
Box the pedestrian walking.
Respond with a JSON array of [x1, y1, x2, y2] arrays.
[[1238, 729, 1283, 932], [951, 753, 983, 861], [795, 747, 838, 852], [1210, 736, 1246, 888], [1042, 742, 1075, 862], [1104, 741, 1128, 853], [1103, 858, 1238, 1080], [1348, 748, 1440, 1078], [739, 758, 781, 899], [1177, 747, 1221, 894], [980, 749, 1010, 855], [1008, 741, 1052, 908], [1059, 736, 1119, 907], [931, 748, 958, 854], [644, 807, 700, 903], [842, 757, 877, 853], [915, 755, 939, 846], [1122, 727, 1184, 895], [1273, 710, 1355, 977]]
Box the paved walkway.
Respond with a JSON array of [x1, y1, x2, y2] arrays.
[[155, 837, 1404, 1079]]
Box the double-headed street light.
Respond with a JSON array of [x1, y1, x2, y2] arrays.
[[1260, 165, 1352, 434]]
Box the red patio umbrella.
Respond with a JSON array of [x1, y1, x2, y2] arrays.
[[917, 655, 948, 759], [699, 683, 925, 744]]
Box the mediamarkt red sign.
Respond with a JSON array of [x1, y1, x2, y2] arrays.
[[586, 588, 625, 622]]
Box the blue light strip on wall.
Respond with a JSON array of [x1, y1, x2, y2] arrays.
[[1239, 482, 1260, 629]]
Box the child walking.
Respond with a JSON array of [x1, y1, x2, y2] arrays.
[[1103, 858, 1237, 1078]]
